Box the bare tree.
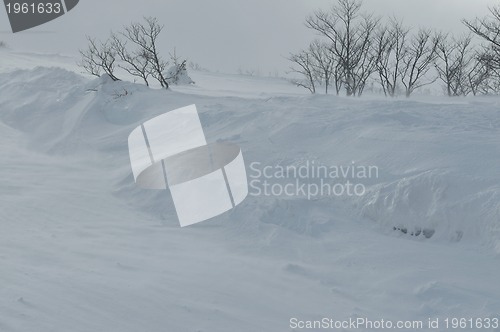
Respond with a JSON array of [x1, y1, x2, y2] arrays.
[[111, 34, 151, 86], [288, 50, 318, 94], [435, 34, 460, 96], [306, 0, 379, 96], [399, 29, 440, 97], [473, 49, 500, 94], [350, 15, 380, 96], [308, 40, 337, 94], [331, 61, 344, 95], [124, 17, 170, 89], [374, 27, 392, 96], [79, 36, 120, 81], [435, 34, 474, 96], [463, 5, 500, 70], [463, 5, 500, 93], [467, 51, 493, 95], [79, 17, 191, 89], [375, 19, 409, 97]]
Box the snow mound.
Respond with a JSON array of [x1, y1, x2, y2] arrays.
[[2, 67, 499, 249], [360, 170, 500, 247], [165, 64, 195, 85]]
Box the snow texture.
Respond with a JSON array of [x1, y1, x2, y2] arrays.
[[0, 48, 499, 332]]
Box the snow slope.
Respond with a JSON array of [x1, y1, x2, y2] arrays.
[[0, 50, 500, 332]]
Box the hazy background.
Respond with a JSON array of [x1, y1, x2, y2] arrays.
[[1, 0, 498, 75]]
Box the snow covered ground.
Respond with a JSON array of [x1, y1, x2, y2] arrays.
[[0, 48, 499, 332]]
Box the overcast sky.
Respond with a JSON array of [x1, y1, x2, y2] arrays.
[[1, 0, 498, 74]]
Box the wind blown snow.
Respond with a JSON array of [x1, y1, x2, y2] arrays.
[[0, 49, 499, 332]]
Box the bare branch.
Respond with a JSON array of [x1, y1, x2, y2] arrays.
[[79, 36, 120, 81], [399, 29, 440, 97], [111, 33, 151, 86], [123, 17, 169, 89], [305, 0, 379, 96], [287, 50, 318, 94]]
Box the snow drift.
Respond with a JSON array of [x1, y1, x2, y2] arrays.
[[0, 61, 499, 332]]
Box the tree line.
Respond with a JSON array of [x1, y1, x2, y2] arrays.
[[289, 0, 500, 97]]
